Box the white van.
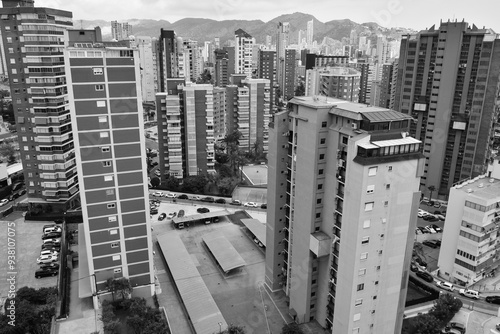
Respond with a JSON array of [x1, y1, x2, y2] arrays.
[[459, 288, 479, 299]]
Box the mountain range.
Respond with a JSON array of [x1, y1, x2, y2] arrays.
[[76, 12, 416, 45]]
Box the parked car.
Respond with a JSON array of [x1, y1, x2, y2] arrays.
[[445, 322, 466, 334], [18, 189, 26, 196], [423, 240, 440, 248], [459, 288, 479, 299], [215, 198, 226, 204], [42, 232, 62, 240], [426, 215, 439, 222], [424, 225, 437, 233], [244, 202, 259, 208], [42, 238, 61, 245], [154, 170, 161, 176], [177, 210, 185, 218], [415, 228, 423, 235], [165, 193, 177, 198], [485, 296, 500, 304], [8, 193, 19, 201], [417, 226, 429, 234], [202, 197, 215, 203], [429, 224, 443, 233], [410, 263, 419, 272], [158, 213, 167, 221], [152, 191, 164, 197], [39, 263, 60, 270], [150, 208, 158, 215], [36, 255, 58, 264], [416, 271, 434, 283], [40, 249, 59, 257], [435, 214, 446, 221], [0, 199, 9, 206], [191, 196, 202, 201], [414, 257, 427, 268], [43, 226, 62, 234], [434, 202, 442, 208], [167, 212, 177, 219], [197, 207, 210, 213], [42, 244, 61, 252], [260, 203, 267, 209], [35, 268, 58, 278], [436, 281, 454, 292], [177, 194, 189, 200], [230, 200, 242, 206]]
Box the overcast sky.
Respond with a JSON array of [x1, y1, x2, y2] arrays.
[[36, 0, 499, 32]]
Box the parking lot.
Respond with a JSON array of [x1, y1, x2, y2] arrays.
[[150, 199, 289, 333], [0, 212, 59, 303]]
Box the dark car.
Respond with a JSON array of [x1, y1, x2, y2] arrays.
[[261, 203, 267, 209], [35, 268, 58, 278], [416, 271, 434, 283], [410, 263, 419, 272], [150, 208, 158, 215], [39, 263, 60, 270], [18, 189, 26, 196], [414, 257, 427, 268], [423, 240, 440, 248], [427, 215, 439, 222], [486, 296, 500, 305], [197, 207, 210, 213], [445, 322, 466, 334], [8, 193, 19, 201], [215, 198, 226, 204], [42, 232, 62, 240], [177, 194, 189, 200], [158, 213, 167, 221], [42, 244, 61, 252], [202, 197, 215, 203], [54, 219, 64, 224], [230, 200, 242, 206]]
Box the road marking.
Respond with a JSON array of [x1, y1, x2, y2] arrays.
[[481, 316, 494, 328], [260, 281, 290, 324], [258, 283, 271, 334]]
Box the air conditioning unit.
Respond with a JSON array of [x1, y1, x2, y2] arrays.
[[351, 123, 358, 129]]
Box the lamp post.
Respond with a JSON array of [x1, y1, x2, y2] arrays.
[[218, 322, 222, 333]]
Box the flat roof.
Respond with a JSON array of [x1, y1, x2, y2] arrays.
[[172, 210, 230, 224], [358, 136, 421, 149], [240, 218, 266, 247], [157, 233, 227, 334], [202, 232, 246, 273], [454, 175, 500, 201]]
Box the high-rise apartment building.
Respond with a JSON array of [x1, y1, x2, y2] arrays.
[[214, 47, 235, 87], [281, 49, 296, 102], [0, 0, 79, 212], [111, 20, 132, 41], [134, 36, 156, 103], [258, 49, 277, 112], [356, 62, 375, 105], [306, 19, 314, 46], [158, 29, 182, 90], [66, 42, 154, 301], [437, 168, 500, 287], [393, 21, 500, 198], [182, 39, 200, 83], [265, 96, 424, 333], [156, 81, 217, 179], [234, 28, 254, 78], [375, 63, 395, 108], [276, 22, 290, 99], [305, 67, 360, 101], [305, 54, 349, 70]]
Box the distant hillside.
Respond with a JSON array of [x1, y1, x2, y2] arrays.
[[76, 12, 416, 44]]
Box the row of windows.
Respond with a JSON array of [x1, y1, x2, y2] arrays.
[[455, 258, 476, 271], [457, 249, 476, 261], [465, 200, 500, 212], [459, 230, 489, 243], [461, 220, 489, 233]]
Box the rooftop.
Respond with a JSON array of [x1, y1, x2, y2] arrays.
[[453, 174, 500, 201]]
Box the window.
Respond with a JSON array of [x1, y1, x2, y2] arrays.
[[315, 212, 321, 218], [365, 202, 374, 211], [375, 281, 379, 285], [316, 198, 322, 204], [102, 146, 110, 152], [6, 37, 12, 43], [388, 166, 392, 171], [368, 167, 377, 176], [321, 121, 327, 128], [97, 100, 106, 107], [318, 169, 324, 175], [113, 268, 121, 274], [358, 268, 366, 276], [384, 201, 389, 207], [100, 132, 109, 138], [352, 328, 360, 334], [107, 203, 115, 209], [357, 284, 364, 291], [320, 138, 326, 144], [366, 185, 374, 194], [9, 59, 15, 64], [361, 237, 369, 245], [108, 216, 117, 222], [8, 48, 13, 54], [376, 265, 380, 271], [93, 67, 103, 75], [103, 161, 111, 167], [355, 299, 363, 306], [319, 153, 325, 160], [106, 189, 114, 196], [104, 175, 113, 181], [98, 116, 107, 123], [363, 220, 371, 228], [112, 255, 120, 261], [360, 252, 368, 260], [95, 84, 104, 91], [386, 184, 390, 189], [317, 184, 323, 190]]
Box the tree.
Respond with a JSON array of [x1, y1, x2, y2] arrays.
[[0, 142, 16, 164], [106, 278, 133, 301], [281, 322, 304, 334], [411, 314, 440, 334], [165, 176, 180, 191], [151, 176, 161, 188], [428, 185, 436, 203], [221, 325, 246, 334], [252, 139, 263, 162], [196, 69, 213, 84], [294, 81, 305, 97], [181, 175, 207, 194], [429, 293, 462, 323], [217, 177, 235, 196]]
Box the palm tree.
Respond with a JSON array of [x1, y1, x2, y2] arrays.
[[428, 185, 436, 203]]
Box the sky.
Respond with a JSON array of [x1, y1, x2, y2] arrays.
[[36, 0, 499, 32]]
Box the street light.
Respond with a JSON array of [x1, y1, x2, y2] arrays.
[[218, 322, 222, 333]]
